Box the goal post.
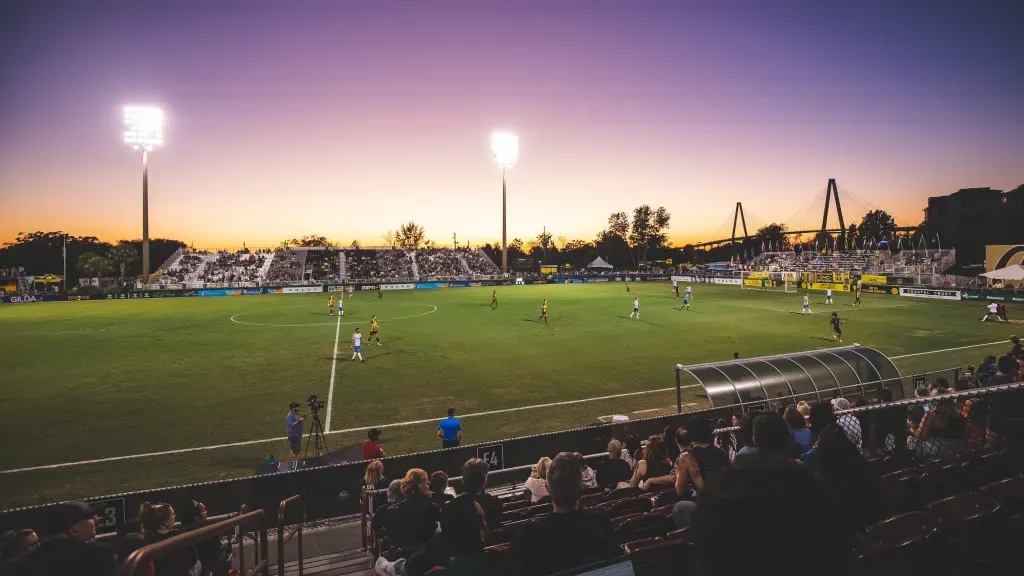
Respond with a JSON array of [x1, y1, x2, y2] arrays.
[[740, 271, 795, 293]]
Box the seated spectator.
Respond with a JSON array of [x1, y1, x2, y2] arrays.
[[628, 434, 674, 491], [908, 392, 968, 458], [664, 425, 681, 463], [576, 453, 598, 489], [692, 458, 853, 576], [670, 416, 731, 528], [0, 529, 38, 563], [523, 457, 552, 503], [5, 501, 115, 576], [508, 453, 621, 575], [371, 479, 405, 533], [751, 412, 791, 459], [986, 355, 1023, 448], [815, 424, 882, 529], [139, 502, 200, 576], [595, 440, 632, 489], [832, 398, 863, 449], [425, 501, 495, 575], [732, 413, 758, 464], [430, 471, 455, 508], [785, 405, 815, 457], [361, 460, 390, 500], [445, 458, 502, 530], [388, 469, 440, 547], [178, 499, 225, 575], [796, 401, 811, 419]]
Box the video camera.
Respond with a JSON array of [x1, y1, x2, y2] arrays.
[[307, 394, 322, 414]]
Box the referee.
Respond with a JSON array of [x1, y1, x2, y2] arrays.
[[437, 407, 463, 448]]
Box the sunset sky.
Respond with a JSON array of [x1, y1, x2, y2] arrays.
[[1, 1, 1021, 249]]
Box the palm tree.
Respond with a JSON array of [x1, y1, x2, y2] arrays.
[[77, 253, 114, 279], [108, 241, 138, 281]]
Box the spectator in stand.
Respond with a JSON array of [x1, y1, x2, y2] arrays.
[[138, 502, 200, 576], [388, 469, 440, 548], [628, 434, 675, 491], [178, 499, 225, 576], [832, 398, 863, 449], [1010, 336, 1023, 359], [801, 402, 838, 468], [873, 388, 906, 454], [750, 413, 791, 460], [5, 501, 115, 576], [576, 452, 598, 489], [444, 458, 502, 531], [508, 452, 620, 575], [429, 471, 454, 508], [371, 479, 405, 534], [361, 460, 389, 498], [362, 428, 385, 460], [663, 425, 681, 463], [908, 391, 968, 458], [692, 459, 853, 576], [796, 401, 811, 419], [785, 406, 815, 457], [523, 457, 552, 503], [595, 440, 632, 489], [815, 423, 882, 529], [732, 413, 758, 464], [0, 530, 38, 563], [669, 416, 731, 529], [437, 408, 462, 448]]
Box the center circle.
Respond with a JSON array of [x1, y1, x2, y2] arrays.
[[230, 304, 438, 327]]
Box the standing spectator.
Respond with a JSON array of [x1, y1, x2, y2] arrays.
[[430, 471, 455, 508], [628, 435, 674, 491], [389, 469, 440, 547], [595, 440, 632, 489], [286, 402, 304, 458], [523, 457, 552, 502], [437, 408, 462, 448], [138, 502, 200, 576], [362, 428, 385, 460], [0, 530, 38, 563], [5, 501, 115, 576], [785, 406, 815, 457], [507, 453, 621, 575]]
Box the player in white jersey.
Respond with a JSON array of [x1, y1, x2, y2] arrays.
[[672, 280, 679, 298], [629, 297, 640, 319], [982, 302, 1003, 322], [802, 294, 812, 314], [337, 294, 344, 316], [347, 285, 354, 298], [686, 285, 693, 299], [351, 328, 364, 361], [825, 288, 833, 305]]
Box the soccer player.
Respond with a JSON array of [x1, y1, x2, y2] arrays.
[[347, 285, 354, 298], [680, 292, 690, 310], [853, 286, 862, 307], [489, 290, 498, 308], [538, 299, 548, 323], [625, 281, 630, 294], [760, 277, 767, 291], [686, 285, 693, 299], [328, 295, 335, 316], [673, 280, 679, 298], [370, 315, 382, 345], [351, 328, 364, 362], [338, 294, 344, 316], [802, 294, 812, 314], [825, 288, 833, 305], [982, 302, 1003, 322], [377, 286, 383, 300], [629, 297, 640, 319], [831, 312, 843, 342]]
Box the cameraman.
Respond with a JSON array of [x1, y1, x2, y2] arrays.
[[286, 402, 305, 458]]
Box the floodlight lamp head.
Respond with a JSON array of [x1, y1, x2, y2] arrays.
[[490, 131, 519, 168], [123, 106, 165, 151]]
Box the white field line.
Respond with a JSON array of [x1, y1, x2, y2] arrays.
[[0, 385, 696, 475], [890, 340, 1008, 360], [324, 309, 344, 432]]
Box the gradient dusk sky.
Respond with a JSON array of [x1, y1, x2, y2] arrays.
[[1, 1, 1022, 249]]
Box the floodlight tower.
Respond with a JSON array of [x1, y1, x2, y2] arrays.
[[490, 131, 519, 275], [123, 106, 165, 283]]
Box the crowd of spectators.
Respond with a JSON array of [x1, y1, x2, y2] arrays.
[[346, 249, 415, 281], [265, 249, 304, 282], [305, 249, 340, 282], [460, 249, 500, 275], [415, 249, 467, 278], [0, 267, 26, 277], [197, 250, 266, 283]]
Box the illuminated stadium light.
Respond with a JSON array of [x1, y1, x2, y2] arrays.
[[490, 130, 519, 275], [491, 131, 519, 168], [123, 106, 165, 151]]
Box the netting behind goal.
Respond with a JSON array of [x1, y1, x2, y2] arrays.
[[739, 271, 795, 292]]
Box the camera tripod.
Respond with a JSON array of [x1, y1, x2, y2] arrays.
[[303, 412, 329, 458]]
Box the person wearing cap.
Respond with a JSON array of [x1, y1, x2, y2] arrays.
[[286, 402, 305, 458], [6, 501, 115, 576], [832, 398, 863, 450], [362, 428, 385, 460]]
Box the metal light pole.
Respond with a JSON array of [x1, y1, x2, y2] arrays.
[[124, 106, 165, 284], [491, 132, 519, 275]]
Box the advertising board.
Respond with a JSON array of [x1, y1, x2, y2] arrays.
[[898, 287, 961, 301], [381, 283, 415, 290], [282, 286, 322, 294], [861, 285, 898, 295]]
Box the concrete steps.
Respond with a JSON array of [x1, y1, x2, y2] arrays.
[[268, 548, 374, 576]]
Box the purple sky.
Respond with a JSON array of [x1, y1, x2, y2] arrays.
[[1, 0, 1021, 248]]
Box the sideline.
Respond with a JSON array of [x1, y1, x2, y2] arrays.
[[324, 308, 343, 432], [890, 340, 1008, 360]]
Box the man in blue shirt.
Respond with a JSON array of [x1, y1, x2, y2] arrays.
[[437, 407, 463, 448], [286, 402, 305, 457]]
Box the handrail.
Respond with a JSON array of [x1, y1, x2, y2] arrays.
[[277, 495, 304, 576], [117, 509, 269, 576]]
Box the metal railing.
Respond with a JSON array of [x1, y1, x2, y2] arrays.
[[277, 495, 305, 576], [117, 508, 269, 576]]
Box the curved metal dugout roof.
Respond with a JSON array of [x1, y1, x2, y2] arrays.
[[677, 346, 903, 408]]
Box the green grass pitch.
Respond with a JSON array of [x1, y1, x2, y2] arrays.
[[0, 282, 1018, 507]]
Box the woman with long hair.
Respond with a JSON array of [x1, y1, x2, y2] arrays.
[[388, 469, 440, 547], [139, 502, 200, 576], [524, 457, 552, 502], [629, 434, 675, 491]]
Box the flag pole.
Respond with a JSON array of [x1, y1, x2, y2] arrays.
[[62, 235, 67, 293]]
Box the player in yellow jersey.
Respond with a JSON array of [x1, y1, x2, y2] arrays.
[[489, 290, 498, 308], [370, 315, 381, 345], [538, 299, 548, 323], [328, 295, 335, 316]]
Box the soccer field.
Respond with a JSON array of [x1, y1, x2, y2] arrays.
[[0, 282, 1018, 508]]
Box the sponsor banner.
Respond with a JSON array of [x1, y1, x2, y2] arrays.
[[898, 287, 961, 301], [962, 291, 1024, 303], [644, 276, 670, 281], [266, 288, 284, 294], [746, 272, 770, 279], [588, 277, 610, 283], [415, 282, 449, 289], [805, 282, 851, 292], [861, 274, 887, 285], [328, 285, 345, 292], [361, 285, 378, 291], [743, 279, 775, 287], [65, 295, 100, 301], [199, 289, 242, 297], [554, 278, 584, 284], [1, 294, 57, 303], [670, 275, 740, 285], [242, 288, 263, 295], [381, 283, 415, 290], [446, 281, 481, 288], [282, 286, 322, 294], [986, 244, 1024, 272], [861, 284, 899, 296]]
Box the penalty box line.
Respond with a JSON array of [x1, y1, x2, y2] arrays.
[[0, 385, 695, 475]]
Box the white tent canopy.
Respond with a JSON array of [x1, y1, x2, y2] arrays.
[[587, 257, 613, 269], [981, 264, 1024, 281]]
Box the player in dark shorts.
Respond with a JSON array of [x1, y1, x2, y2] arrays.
[[853, 287, 862, 307], [489, 290, 498, 308], [831, 312, 843, 342], [377, 286, 383, 300]]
